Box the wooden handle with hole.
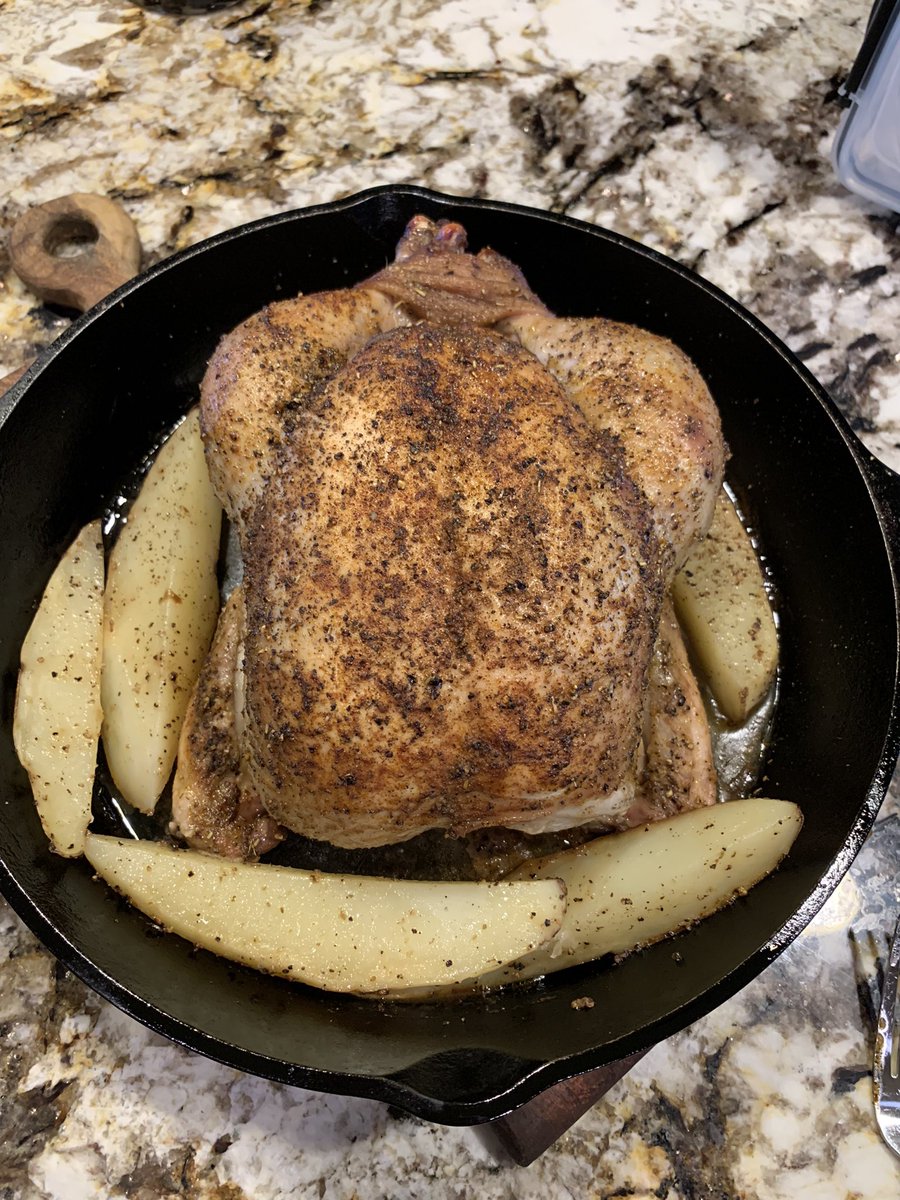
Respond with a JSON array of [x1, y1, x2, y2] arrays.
[[2, 194, 142, 393], [9, 193, 141, 310]]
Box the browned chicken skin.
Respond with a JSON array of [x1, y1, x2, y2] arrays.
[[501, 314, 725, 573], [631, 598, 718, 822], [172, 590, 282, 859], [239, 323, 662, 845], [171, 216, 725, 856]]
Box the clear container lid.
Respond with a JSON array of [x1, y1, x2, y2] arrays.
[[833, 0, 900, 212]]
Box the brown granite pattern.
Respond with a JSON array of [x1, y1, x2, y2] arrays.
[[2, 0, 900, 1195]]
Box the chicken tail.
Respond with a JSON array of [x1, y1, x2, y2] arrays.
[[362, 215, 550, 327]]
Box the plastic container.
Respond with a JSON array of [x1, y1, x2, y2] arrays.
[[833, 0, 900, 212]]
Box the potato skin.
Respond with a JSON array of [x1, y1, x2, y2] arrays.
[[14, 521, 105, 857], [478, 797, 803, 989], [673, 490, 778, 724], [83, 833, 567, 994], [101, 410, 222, 813]]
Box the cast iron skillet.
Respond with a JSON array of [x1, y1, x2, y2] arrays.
[[1, 185, 898, 1126]]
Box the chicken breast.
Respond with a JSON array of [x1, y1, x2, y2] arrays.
[[172, 216, 724, 853], [500, 313, 726, 572], [200, 287, 401, 526], [239, 322, 661, 845]]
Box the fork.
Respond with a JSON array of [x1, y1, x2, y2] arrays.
[[875, 913, 900, 1158]]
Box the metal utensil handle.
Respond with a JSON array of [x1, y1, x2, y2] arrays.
[[876, 915, 900, 1108]]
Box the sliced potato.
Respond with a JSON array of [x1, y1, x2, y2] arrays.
[[477, 798, 802, 989], [101, 410, 222, 813], [673, 489, 778, 724], [83, 834, 567, 993], [13, 522, 105, 857]]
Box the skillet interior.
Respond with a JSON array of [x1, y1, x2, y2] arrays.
[[0, 186, 897, 1125]]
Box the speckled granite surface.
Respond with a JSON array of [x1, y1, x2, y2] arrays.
[[2, 1, 900, 1196]]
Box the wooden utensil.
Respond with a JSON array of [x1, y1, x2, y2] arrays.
[[2, 193, 142, 391]]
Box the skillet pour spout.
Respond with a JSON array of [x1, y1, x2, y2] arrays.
[[1, 185, 898, 1126]]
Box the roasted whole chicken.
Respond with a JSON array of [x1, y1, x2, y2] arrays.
[[171, 217, 725, 857]]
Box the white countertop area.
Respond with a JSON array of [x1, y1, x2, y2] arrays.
[[2, 1, 900, 1196]]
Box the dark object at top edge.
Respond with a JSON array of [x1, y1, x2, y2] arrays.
[[836, 0, 900, 106]]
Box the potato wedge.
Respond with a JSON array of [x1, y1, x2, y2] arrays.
[[477, 797, 802, 989], [13, 522, 105, 857], [101, 410, 222, 813], [673, 489, 778, 724], [83, 834, 567, 993]]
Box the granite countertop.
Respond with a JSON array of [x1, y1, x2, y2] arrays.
[[2, 1, 900, 1196]]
